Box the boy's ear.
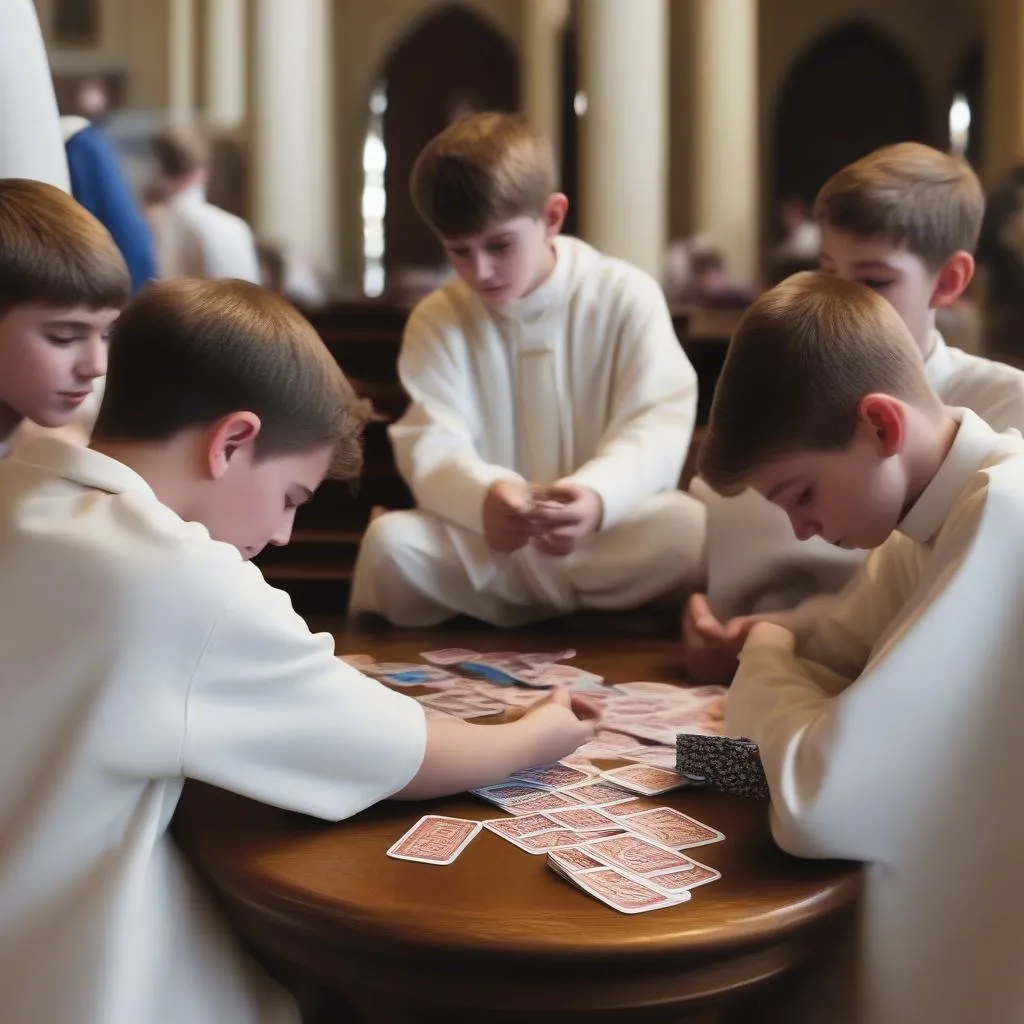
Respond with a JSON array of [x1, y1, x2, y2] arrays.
[[206, 411, 262, 480], [542, 192, 569, 238], [929, 250, 975, 310], [856, 393, 906, 458]]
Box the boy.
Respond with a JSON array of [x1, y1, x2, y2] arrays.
[[0, 278, 599, 1024], [0, 178, 127, 454], [684, 143, 1024, 681], [350, 112, 704, 627], [701, 271, 1024, 1023]]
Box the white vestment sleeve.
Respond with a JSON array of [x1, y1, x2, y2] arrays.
[[390, 308, 525, 534], [183, 570, 427, 820], [727, 479, 989, 863], [562, 276, 696, 529]]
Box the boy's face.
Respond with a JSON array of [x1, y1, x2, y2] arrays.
[[746, 421, 908, 551], [200, 443, 332, 559], [818, 228, 937, 354], [441, 195, 566, 305], [0, 304, 116, 427]]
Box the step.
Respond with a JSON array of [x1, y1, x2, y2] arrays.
[[257, 527, 363, 565]]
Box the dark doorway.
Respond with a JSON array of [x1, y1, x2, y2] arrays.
[[381, 6, 518, 281], [773, 21, 932, 211]]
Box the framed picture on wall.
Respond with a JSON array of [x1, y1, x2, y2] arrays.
[[55, 0, 101, 46]]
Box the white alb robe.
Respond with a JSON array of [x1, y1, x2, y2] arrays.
[[350, 235, 705, 626], [694, 331, 1024, 619], [149, 184, 260, 282], [0, 439, 426, 1024], [727, 408, 1024, 1024]]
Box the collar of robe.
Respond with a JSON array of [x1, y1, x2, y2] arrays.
[[898, 406, 1000, 545]]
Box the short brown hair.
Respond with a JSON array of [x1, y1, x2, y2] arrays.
[[410, 112, 556, 237], [698, 272, 940, 493], [151, 126, 209, 179], [814, 142, 984, 267], [0, 178, 129, 313], [93, 279, 370, 479]]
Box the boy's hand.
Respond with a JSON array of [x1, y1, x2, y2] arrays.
[[518, 684, 602, 763], [482, 479, 535, 552], [682, 593, 763, 684], [528, 482, 604, 556]]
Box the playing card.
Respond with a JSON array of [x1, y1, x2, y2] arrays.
[[422, 705, 459, 721], [483, 814, 561, 841], [418, 694, 505, 719], [547, 846, 605, 873], [562, 866, 690, 914], [583, 834, 696, 876], [649, 859, 721, 893], [420, 648, 481, 665], [515, 663, 605, 689], [620, 746, 680, 770], [612, 681, 685, 696], [599, 764, 688, 796], [506, 790, 590, 815], [375, 665, 460, 687], [602, 796, 662, 817], [510, 762, 593, 789], [543, 806, 620, 831], [453, 661, 524, 687], [558, 780, 637, 805], [386, 816, 482, 865], [502, 828, 595, 854], [470, 782, 547, 808], [516, 648, 576, 667], [624, 807, 725, 850]]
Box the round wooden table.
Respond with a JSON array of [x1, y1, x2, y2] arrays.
[[174, 777, 860, 1023]]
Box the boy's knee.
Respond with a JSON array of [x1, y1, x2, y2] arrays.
[[358, 509, 443, 565]]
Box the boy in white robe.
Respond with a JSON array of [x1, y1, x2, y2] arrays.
[[350, 113, 704, 627], [700, 272, 1024, 1024], [0, 277, 600, 1024], [0, 180, 125, 459], [683, 143, 1024, 681]]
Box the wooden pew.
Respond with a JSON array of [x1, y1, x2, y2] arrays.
[[258, 301, 741, 618]]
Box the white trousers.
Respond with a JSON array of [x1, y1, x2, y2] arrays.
[[349, 491, 706, 627]]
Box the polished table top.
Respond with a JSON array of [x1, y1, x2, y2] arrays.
[[174, 627, 861, 1020]]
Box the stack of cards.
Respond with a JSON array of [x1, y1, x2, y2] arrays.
[[547, 836, 721, 913]]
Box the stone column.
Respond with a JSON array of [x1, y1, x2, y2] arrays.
[[984, 0, 1024, 187], [577, 0, 668, 279], [168, 0, 196, 125], [252, 0, 337, 274], [204, 0, 245, 131], [521, 0, 569, 168], [692, 0, 759, 286]]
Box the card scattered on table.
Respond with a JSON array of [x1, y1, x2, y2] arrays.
[[386, 816, 482, 866], [599, 764, 688, 796]]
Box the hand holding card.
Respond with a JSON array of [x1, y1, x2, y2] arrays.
[[528, 482, 604, 556]]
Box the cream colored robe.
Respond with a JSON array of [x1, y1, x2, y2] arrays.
[[351, 236, 705, 626], [728, 409, 1024, 1023]]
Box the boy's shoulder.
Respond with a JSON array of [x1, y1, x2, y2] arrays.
[[1, 440, 251, 614], [933, 340, 1024, 434]]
